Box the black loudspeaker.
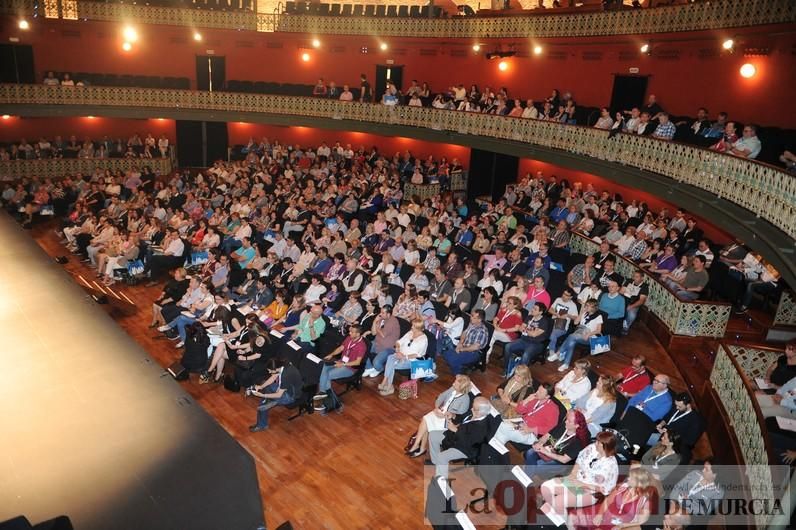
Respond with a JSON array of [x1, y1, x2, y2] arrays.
[[168, 361, 189, 381]]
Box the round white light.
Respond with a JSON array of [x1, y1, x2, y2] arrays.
[[739, 63, 756, 78], [722, 39, 734, 50], [472, 44, 481, 52], [2, 115, 11, 120], [312, 38, 321, 48], [122, 41, 132, 52], [123, 26, 138, 42], [533, 45, 543, 55], [18, 19, 30, 30], [380, 42, 388, 51], [193, 32, 202, 42], [640, 43, 650, 54], [301, 52, 310, 62], [498, 60, 508, 71]]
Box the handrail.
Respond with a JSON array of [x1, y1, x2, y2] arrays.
[[4, 0, 790, 38], [0, 157, 173, 180], [1, 85, 792, 242]]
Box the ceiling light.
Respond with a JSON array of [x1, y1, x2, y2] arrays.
[[640, 43, 650, 54], [301, 52, 310, 62], [533, 45, 543, 55], [739, 63, 756, 78], [472, 44, 481, 52], [18, 19, 30, 30], [122, 41, 132, 52], [312, 38, 321, 48], [193, 32, 202, 42], [722, 38, 734, 50], [380, 42, 388, 51], [498, 60, 508, 71], [122, 26, 138, 42]]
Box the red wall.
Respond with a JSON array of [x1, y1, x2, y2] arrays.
[[516, 158, 733, 244], [2, 17, 794, 127], [0, 116, 176, 143]]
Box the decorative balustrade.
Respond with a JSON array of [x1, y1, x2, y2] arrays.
[[709, 344, 776, 529], [9, 0, 789, 38], [568, 231, 730, 338], [2, 85, 793, 244], [0, 157, 172, 181], [276, 0, 796, 38], [774, 290, 796, 327], [725, 342, 784, 381]]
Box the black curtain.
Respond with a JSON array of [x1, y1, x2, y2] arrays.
[[609, 75, 649, 114], [176, 120, 229, 167], [375, 64, 403, 102], [0, 44, 35, 83], [467, 148, 519, 203], [205, 121, 228, 165], [196, 56, 226, 91]]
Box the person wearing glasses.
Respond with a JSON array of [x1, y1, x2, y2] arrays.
[[728, 124, 761, 159], [625, 375, 673, 423]]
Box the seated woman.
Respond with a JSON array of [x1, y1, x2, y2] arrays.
[[487, 296, 524, 359], [574, 375, 618, 437], [313, 325, 368, 412], [555, 359, 594, 408], [272, 294, 306, 331], [524, 409, 589, 481], [202, 312, 260, 384], [158, 280, 215, 347], [181, 321, 211, 374], [377, 318, 428, 397], [393, 285, 419, 321], [567, 467, 655, 530], [541, 431, 619, 518], [493, 382, 559, 446], [256, 289, 289, 328], [405, 374, 472, 458], [149, 267, 189, 328], [99, 232, 140, 285], [320, 280, 347, 316], [491, 364, 534, 418], [332, 290, 363, 331], [428, 307, 466, 358], [638, 430, 682, 482], [552, 299, 603, 372]]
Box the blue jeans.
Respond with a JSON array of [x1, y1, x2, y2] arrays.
[[524, 449, 569, 479], [254, 381, 295, 428], [167, 313, 197, 342], [504, 337, 545, 373], [384, 354, 412, 385], [318, 365, 355, 392], [675, 290, 699, 301], [366, 347, 393, 372], [624, 306, 640, 331], [220, 237, 242, 254], [546, 327, 567, 354], [442, 348, 480, 375], [557, 333, 589, 366]]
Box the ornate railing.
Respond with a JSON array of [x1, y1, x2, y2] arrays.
[[276, 0, 796, 38], [1, 84, 794, 241], [0, 158, 172, 181], [10, 0, 788, 37], [774, 290, 796, 327], [709, 344, 776, 529], [569, 232, 730, 338], [725, 342, 784, 381]]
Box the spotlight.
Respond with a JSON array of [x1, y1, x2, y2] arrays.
[[2, 115, 10, 120], [312, 38, 321, 48], [122, 41, 132, 52], [498, 60, 508, 71], [193, 32, 202, 42], [122, 26, 138, 42], [18, 19, 30, 30], [86, 116, 95, 119], [301, 52, 310, 62], [739, 63, 756, 78], [472, 44, 481, 52], [640, 43, 650, 54], [533, 45, 543, 55], [722, 38, 734, 51], [380, 42, 388, 51]]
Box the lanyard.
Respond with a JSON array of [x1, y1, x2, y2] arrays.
[[688, 479, 712, 498], [553, 432, 575, 450], [668, 409, 690, 425], [342, 337, 362, 362], [525, 399, 548, 417], [499, 310, 517, 326], [623, 368, 646, 384]]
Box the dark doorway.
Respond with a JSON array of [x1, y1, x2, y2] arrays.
[[375, 64, 403, 103], [609, 75, 649, 113], [195, 55, 226, 92], [467, 149, 519, 204], [176, 120, 229, 167], [0, 44, 35, 83]]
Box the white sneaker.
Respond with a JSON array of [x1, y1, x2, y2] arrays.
[[557, 364, 569, 372], [157, 325, 171, 332], [546, 352, 558, 362], [363, 368, 377, 378], [175, 341, 184, 348]]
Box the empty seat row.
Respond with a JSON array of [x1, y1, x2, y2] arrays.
[[283, 2, 443, 17], [225, 80, 316, 96], [48, 72, 191, 90]]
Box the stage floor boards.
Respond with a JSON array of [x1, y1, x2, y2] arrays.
[[30, 222, 711, 529]]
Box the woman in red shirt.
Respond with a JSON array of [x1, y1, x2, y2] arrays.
[[487, 296, 525, 360]]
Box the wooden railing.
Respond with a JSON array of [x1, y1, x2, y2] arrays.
[[3, 0, 794, 37], [0, 157, 173, 181], [2, 84, 792, 242]]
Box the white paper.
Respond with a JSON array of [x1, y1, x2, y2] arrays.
[[270, 330, 284, 339], [455, 511, 476, 530], [488, 437, 509, 455], [755, 377, 773, 390], [287, 340, 302, 351], [776, 416, 796, 432], [469, 382, 481, 396], [489, 405, 500, 417], [436, 476, 454, 499], [238, 304, 253, 315], [511, 465, 533, 488], [506, 417, 525, 424], [306, 353, 322, 364]]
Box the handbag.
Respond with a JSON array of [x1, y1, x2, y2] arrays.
[[223, 374, 241, 393], [410, 358, 434, 380], [404, 432, 418, 453], [589, 335, 611, 355], [398, 379, 418, 400]]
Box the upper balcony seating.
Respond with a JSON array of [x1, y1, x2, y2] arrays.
[[283, 1, 441, 18]]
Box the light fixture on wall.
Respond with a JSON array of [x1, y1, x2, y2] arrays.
[[379, 42, 388, 51], [640, 42, 650, 54], [301, 52, 311, 62], [18, 19, 30, 30], [533, 45, 543, 55], [722, 38, 734, 51], [472, 44, 481, 52], [739, 63, 756, 78], [1, 115, 11, 120], [312, 38, 321, 48], [498, 60, 508, 71], [122, 26, 138, 42], [122, 41, 132, 52], [193, 31, 202, 42]]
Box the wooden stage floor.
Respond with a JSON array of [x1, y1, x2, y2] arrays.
[[32, 224, 709, 529]]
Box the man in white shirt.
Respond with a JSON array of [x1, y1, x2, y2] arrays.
[[729, 125, 762, 159], [221, 218, 253, 254]]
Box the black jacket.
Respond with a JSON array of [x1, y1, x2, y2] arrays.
[[441, 415, 490, 459]]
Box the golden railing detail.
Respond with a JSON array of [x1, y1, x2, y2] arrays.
[[0, 157, 172, 181]]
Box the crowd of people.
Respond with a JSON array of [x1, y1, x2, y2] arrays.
[[7, 133, 789, 529], [1, 131, 171, 160]]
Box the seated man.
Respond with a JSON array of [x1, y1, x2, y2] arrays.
[[314, 325, 367, 413], [621, 271, 648, 333], [598, 280, 626, 335], [145, 227, 186, 285], [664, 255, 709, 301], [669, 460, 724, 526], [615, 354, 651, 397], [650, 392, 704, 462], [503, 302, 552, 375], [281, 303, 326, 351], [248, 361, 303, 432], [617, 375, 673, 449], [428, 396, 491, 479], [440, 310, 490, 375]]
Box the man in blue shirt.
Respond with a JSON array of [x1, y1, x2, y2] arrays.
[[598, 280, 627, 320], [549, 199, 568, 223], [625, 375, 672, 422], [232, 237, 256, 269]]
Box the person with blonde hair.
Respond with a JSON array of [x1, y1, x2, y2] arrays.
[[491, 364, 534, 417], [405, 374, 472, 458], [378, 318, 428, 396], [567, 467, 656, 529]]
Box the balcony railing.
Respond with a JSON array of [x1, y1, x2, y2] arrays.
[[2, 0, 793, 38], [2, 84, 793, 242], [0, 157, 173, 181]]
